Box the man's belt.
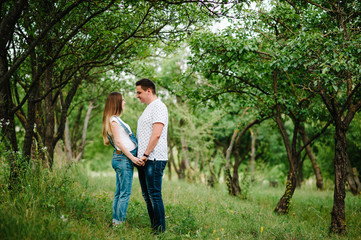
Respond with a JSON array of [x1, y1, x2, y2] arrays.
[[116, 150, 122, 154]]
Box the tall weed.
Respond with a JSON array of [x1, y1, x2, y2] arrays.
[[0, 157, 106, 239], [1, 157, 360, 239]]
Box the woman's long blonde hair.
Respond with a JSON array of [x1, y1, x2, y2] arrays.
[[102, 92, 123, 145]]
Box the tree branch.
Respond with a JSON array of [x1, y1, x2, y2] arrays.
[[304, 0, 334, 13], [297, 119, 332, 154], [1, 0, 86, 86]]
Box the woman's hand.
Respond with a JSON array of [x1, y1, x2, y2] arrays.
[[132, 156, 144, 166]]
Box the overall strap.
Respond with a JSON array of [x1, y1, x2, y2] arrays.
[[107, 132, 116, 149], [109, 117, 137, 150], [116, 117, 138, 148], [115, 117, 132, 136]]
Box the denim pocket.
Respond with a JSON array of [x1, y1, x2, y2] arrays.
[[151, 161, 167, 178], [113, 152, 127, 161], [160, 161, 167, 171], [112, 156, 133, 171]]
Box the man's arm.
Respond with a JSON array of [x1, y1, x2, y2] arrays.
[[140, 122, 164, 161]]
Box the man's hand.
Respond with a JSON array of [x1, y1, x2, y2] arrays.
[[131, 157, 144, 166], [140, 155, 147, 165]]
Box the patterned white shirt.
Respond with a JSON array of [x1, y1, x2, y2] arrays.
[[137, 98, 168, 160]]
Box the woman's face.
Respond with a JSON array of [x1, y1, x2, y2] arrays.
[[122, 97, 125, 110]]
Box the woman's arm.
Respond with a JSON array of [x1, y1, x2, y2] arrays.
[[111, 121, 143, 166]]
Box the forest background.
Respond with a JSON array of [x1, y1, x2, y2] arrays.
[[0, 0, 361, 239]]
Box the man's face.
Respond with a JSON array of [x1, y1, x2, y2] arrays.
[[136, 85, 148, 103]]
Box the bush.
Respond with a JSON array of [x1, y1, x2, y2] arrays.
[[0, 157, 109, 240]]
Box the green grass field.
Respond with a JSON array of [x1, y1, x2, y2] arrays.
[[0, 163, 360, 240]]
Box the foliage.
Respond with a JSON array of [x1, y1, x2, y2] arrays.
[[2, 0, 361, 236], [179, 1, 361, 230], [1, 159, 360, 239], [1, 0, 226, 169]]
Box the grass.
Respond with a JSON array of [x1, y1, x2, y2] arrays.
[[0, 160, 360, 240]]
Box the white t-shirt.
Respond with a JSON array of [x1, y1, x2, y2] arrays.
[[110, 116, 136, 151], [137, 99, 168, 160]]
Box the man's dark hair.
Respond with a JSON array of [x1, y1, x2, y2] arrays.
[[136, 78, 156, 94]]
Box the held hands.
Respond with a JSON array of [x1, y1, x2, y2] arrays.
[[132, 157, 145, 166], [140, 155, 148, 164]]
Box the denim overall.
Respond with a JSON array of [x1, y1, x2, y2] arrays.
[[107, 118, 138, 224]]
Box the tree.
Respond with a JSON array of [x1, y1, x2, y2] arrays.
[[1, 0, 227, 183], [186, 0, 361, 234], [222, 108, 262, 197], [268, 0, 361, 233], [187, 17, 329, 209]]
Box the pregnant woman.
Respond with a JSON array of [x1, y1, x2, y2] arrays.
[[102, 92, 144, 226]]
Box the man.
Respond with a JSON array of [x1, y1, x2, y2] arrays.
[[136, 78, 168, 233]]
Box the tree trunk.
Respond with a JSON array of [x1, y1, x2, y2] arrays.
[[350, 168, 361, 194], [167, 134, 181, 180], [180, 135, 190, 169], [273, 98, 301, 213], [64, 117, 73, 163], [71, 105, 83, 154], [224, 116, 260, 196], [299, 126, 323, 190], [177, 147, 186, 179], [296, 155, 304, 188], [167, 118, 181, 180], [224, 167, 240, 196], [41, 27, 59, 167], [74, 100, 94, 163], [346, 159, 361, 195], [172, 146, 183, 179], [224, 125, 241, 196], [224, 109, 251, 196], [0, 0, 27, 189], [194, 151, 199, 173], [22, 47, 38, 161], [23, 88, 37, 160], [180, 135, 193, 179], [1, 84, 19, 189], [274, 168, 297, 214], [207, 150, 218, 187], [0, 82, 17, 150], [273, 69, 299, 214], [273, 114, 297, 214], [249, 129, 257, 183], [231, 151, 241, 196], [167, 147, 172, 180], [330, 126, 347, 234], [50, 72, 83, 168], [318, 83, 361, 234]]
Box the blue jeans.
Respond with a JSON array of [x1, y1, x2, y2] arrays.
[[137, 160, 167, 232], [112, 150, 135, 223]]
